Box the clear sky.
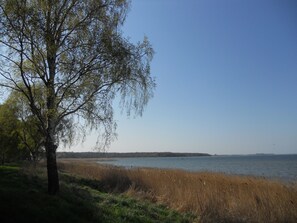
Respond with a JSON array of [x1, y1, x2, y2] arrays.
[[70, 0, 297, 155]]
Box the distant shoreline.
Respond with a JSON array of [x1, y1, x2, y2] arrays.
[[57, 152, 211, 159]]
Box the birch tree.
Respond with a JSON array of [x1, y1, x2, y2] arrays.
[[0, 0, 155, 194]]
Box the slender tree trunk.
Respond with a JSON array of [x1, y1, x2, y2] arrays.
[[31, 152, 37, 168], [1, 153, 4, 165], [46, 136, 59, 195]]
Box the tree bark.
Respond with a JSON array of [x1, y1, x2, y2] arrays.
[[46, 139, 59, 195], [1, 153, 4, 165], [45, 19, 59, 194]]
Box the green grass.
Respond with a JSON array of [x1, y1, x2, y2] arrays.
[[0, 165, 196, 223]]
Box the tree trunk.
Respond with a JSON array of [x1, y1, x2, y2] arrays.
[[1, 153, 4, 165], [46, 140, 59, 195], [45, 108, 59, 195], [45, 16, 59, 195], [32, 152, 37, 168]]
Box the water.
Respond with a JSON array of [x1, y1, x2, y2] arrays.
[[98, 154, 297, 182]]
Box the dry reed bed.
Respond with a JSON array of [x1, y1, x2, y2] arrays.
[[58, 159, 297, 223]]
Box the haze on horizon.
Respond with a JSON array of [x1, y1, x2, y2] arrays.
[[65, 0, 297, 155]]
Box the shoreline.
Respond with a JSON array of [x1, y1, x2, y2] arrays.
[[58, 157, 297, 184]]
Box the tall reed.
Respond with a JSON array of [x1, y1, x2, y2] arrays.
[[59, 159, 297, 223]]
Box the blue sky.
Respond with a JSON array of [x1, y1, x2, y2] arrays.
[[72, 0, 297, 155]]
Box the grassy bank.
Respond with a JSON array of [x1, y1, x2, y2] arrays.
[[0, 165, 195, 223], [59, 159, 297, 223]]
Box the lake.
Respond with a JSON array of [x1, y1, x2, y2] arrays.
[[98, 154, 297, 182]]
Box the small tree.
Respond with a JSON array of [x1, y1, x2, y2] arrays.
[[0, 0, 155, 194], [7, 91, 45, 164], [0, 95, 43, 164], [0, 102, 20, 164], [17, 117, 45, 164]]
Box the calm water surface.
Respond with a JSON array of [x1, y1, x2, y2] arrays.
[[98, 155, 297, 181]]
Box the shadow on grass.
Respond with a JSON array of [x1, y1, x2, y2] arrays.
[[0, 166, 195, 223], [0, 166, 102, 223]]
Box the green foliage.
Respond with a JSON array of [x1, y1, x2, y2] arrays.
[[8, 92, 45, 162], [17, 116, 45, 162], [0, 102, 22, 163], [0, 93, 45, 164], [0, 166, 195, 223]]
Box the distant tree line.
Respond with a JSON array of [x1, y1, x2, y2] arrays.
[[58, 152, 211, 159]]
